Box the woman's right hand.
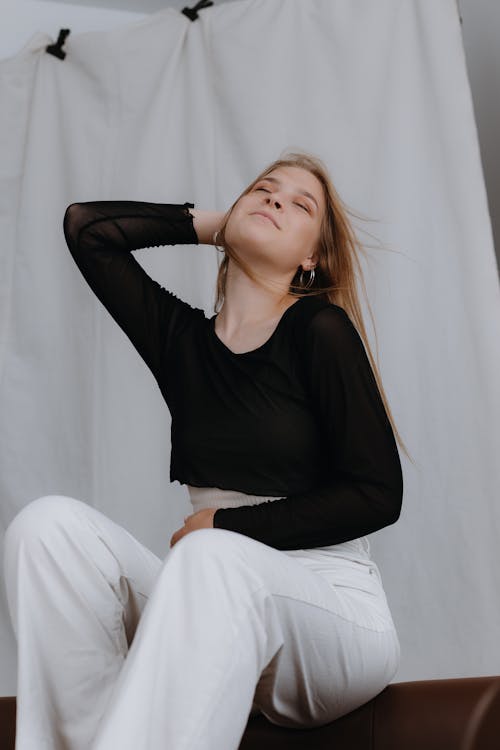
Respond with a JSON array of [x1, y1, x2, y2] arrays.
[[189, 209, 227, 245]]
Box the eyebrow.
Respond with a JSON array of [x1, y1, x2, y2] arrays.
[[258, 177, 319, 210]]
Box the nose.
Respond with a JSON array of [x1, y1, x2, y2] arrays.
[[265, 195, 281, 210]]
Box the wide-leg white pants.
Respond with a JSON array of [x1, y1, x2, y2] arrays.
[[3, 494, 400, 750]]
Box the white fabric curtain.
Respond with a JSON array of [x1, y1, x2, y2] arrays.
[[1, 0, 499, 696]]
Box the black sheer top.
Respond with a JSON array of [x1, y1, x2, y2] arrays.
[[63, 200, 403, 550]]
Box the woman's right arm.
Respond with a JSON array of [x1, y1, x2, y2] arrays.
[[63, 200, 221, 383], [189, 208, 227, 245]]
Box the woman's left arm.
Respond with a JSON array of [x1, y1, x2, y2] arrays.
[[211, 306, 403, 550]]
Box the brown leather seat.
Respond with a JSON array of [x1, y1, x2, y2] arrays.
[[1, 676, 499, 749]]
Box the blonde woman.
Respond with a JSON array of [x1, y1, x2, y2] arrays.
[[4, 151, 407, 750]]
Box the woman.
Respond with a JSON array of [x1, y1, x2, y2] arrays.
[[4, 151, 407, 750]]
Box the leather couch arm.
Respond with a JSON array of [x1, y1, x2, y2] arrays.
[[1, 676, 499, 749], [239, 676, 500, 749]]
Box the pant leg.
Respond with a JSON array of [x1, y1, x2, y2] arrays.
[[90, 526, 400, 750], [3, 494, 162, 750], [253, 547, 401, 727]]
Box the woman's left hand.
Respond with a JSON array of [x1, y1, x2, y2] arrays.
[[169, 508, 217, 549]]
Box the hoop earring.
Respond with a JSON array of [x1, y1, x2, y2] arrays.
[[299, 267, 316, 288]]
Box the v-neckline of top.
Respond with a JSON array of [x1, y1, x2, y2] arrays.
[[209, 297, 304, 356]]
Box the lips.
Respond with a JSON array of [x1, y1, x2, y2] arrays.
[[251, 211, 280, 229]]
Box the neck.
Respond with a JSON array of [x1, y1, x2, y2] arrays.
[[216, 258, 297, 332]]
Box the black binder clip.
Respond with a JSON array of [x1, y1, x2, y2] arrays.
[[181, 0, 213, 22], [46, 29, 71, 60]]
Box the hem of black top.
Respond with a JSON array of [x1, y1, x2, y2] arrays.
[[179, 478, 288, 497]]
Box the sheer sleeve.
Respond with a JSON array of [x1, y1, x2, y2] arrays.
[[63, 200, 200, 382], [213, 305, 403, 550]]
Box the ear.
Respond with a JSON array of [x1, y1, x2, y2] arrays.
[[300, 250, 318, 271]]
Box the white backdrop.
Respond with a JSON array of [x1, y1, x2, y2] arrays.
[[1, 0, 499, 696]]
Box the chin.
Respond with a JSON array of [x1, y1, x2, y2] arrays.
[[226, 226, 265, 254]]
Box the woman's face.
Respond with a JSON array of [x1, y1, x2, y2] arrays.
[[224, 165, 325, 276]]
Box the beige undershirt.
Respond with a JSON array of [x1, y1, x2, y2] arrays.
[[186, 485, 285, 514]]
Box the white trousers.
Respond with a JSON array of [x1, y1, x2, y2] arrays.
[[3, 494, 400, 750]]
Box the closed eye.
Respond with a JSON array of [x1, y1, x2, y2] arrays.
[[255, 187, 310, 212]]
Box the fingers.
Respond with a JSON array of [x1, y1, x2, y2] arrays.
[[170, 527, 182, 548], [170, 518, 188, 548]]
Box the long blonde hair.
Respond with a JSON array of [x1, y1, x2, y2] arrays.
[[214, 149, 412, 465]]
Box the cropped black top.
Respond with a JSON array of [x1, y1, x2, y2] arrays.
[[63, 200, 403, 550]]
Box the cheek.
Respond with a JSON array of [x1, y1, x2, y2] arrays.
[[224, 208, 247, 246], [226, 201, 259, 238], [289, 217, 314, 245], [298, 218, 321, 247], [224, 210, 238, 237]]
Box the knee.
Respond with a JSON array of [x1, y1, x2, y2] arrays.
[[166, 527, 263, 598], [4, 495, 84, 551], [170, 527, 243, 564]]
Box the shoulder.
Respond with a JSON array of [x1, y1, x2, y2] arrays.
[[293, 296, 364, 359]]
